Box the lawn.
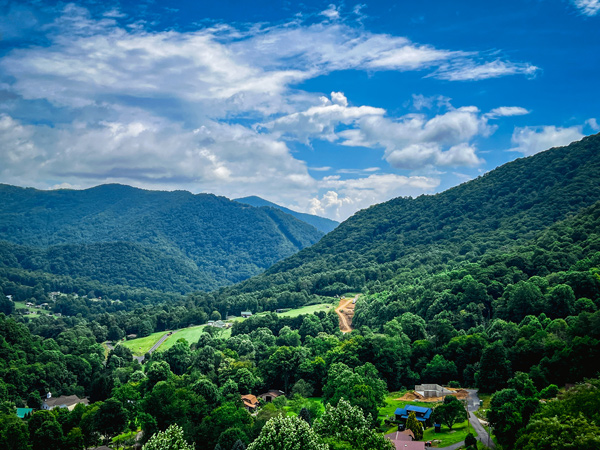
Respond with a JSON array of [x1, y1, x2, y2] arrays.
[[423, 419, 476, 448], [119, 331, 166, 356]]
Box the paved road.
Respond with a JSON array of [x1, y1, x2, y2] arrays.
[[134, 331, 176, 363], [466, 389, 495, 449], [436, 389, 494, 450]]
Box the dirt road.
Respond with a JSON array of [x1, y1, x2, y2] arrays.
[[335, 296, 357, 333]]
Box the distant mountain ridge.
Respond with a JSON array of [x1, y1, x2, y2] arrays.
[[0, 184, 325, 292], [234, 196, 339, 234]]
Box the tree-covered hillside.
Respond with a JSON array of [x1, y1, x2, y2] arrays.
[[0, 184, 325, 292], [235, 196, 339, 234], [218, 133, 600, 305]]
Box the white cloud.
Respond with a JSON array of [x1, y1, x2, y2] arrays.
[[486, 106, 530, 118], [0, 114, 315, 199], [308, 173, 440, 220], [510, 125, 585, 156], [433, 60, 539, 81], [573, 0, 600, 16], [586, 118, 600, 131], [339, 106, 491, 169], [263, 92, 384, 143], [321, 4, 341, 20]]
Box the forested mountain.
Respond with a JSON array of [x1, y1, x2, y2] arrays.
[[235, 196, 339, 234], [0, 184, 324, 293], [217, 133, 600, 306], [2, 135, 600, 450]]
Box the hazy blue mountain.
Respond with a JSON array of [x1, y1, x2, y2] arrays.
[[235, 196, 339, 234]]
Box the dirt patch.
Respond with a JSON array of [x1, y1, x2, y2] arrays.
[[395, 387, 468, 403], [335, 296, 357, 333]]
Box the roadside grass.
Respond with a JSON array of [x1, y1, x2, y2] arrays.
[[119, 331, 165, 356]]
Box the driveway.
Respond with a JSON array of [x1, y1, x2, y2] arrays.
[[134, 331, 176, 363], [433, 389, 495, 450], [466, 389, 495, 449]]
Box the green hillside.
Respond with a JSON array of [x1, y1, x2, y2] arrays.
[[214, 133, 600, 307], [0, 184, 324, 292]]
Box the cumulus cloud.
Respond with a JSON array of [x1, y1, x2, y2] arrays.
[[308, 173, 440, 220], [262, 92, 384, 143], [0, 114, 315, 199], [338, 106, 493, 169], [510, 125, 585, 156], [573, 0, 600, 16]]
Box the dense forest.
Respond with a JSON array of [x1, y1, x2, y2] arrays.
[[1, 134, 600, 450], [0, 184, 325, 292]]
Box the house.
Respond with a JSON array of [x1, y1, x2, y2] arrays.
[[385, 430, 425, 450], [42, 394, 89, 411], [241, 394, 259, 412], [241, 311, 253, 318], [16, 408, 33, 419], [126, 334, 138, 339], [395, 405, 433, 427], [258, 389, 285, 402]]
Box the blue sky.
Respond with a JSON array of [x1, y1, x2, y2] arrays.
[[0, 0, 598, 220]]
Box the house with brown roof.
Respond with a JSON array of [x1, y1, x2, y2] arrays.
[[258, 389, 285, 402], [241, 394, 259, 412]]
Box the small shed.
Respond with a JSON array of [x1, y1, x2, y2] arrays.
[[241, 311, 253, 318]]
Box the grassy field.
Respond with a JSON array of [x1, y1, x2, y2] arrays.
[[159, 325, 232, 351], [119, 331, 166, 356], [14, 301, 53, 318], [118, 302, 331, 356], [274, 303, 333, 318]]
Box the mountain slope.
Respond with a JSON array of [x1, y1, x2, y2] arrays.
[[0, 184, 324, 292], [216, 133, 600, 304], [235, 195, 339, 234]]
